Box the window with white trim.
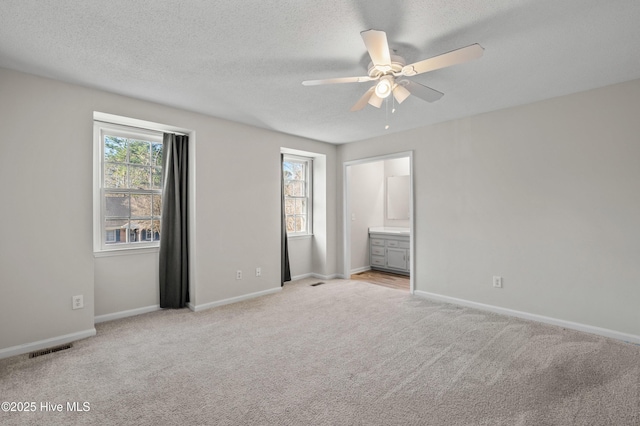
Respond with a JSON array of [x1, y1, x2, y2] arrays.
[[283, 155, 312, 236], [94, 122, 163, 251]]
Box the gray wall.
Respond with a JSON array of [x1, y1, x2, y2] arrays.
[[338, 78, 640, 337], [349, 161, 385, 272], [2, 65, 639, 354], [0, 68, 336, 354]]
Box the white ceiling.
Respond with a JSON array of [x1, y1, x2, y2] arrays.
[[2, 0, 640, 144]]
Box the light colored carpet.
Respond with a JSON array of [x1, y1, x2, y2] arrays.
[[1, 278, 639, 425]]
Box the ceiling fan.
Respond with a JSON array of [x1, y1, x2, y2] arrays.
[[302, 30, 484, 111]]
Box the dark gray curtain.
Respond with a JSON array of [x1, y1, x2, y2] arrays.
[[159, 133, 189, 308], [281, 154, 291, 285]]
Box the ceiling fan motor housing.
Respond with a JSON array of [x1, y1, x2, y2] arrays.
[[367, 55, 406, 78]]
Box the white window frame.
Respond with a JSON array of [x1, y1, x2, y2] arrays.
[[93, 121, 164, 254], [283, 154, 313, 237]]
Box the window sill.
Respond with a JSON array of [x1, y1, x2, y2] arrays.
[[94, 246, 160, 258], [287, 234, 313, 240]]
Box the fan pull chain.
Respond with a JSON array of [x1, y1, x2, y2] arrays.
[[384, 94, 397, 130], [385, 97, 390, 129], [392, 92, 396, 114]]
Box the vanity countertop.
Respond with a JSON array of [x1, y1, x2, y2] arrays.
[[369, 227, 410, 236]]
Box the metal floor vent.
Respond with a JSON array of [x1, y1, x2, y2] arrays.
[[29, 343, 73, 359], [310, 282, 325, 286]]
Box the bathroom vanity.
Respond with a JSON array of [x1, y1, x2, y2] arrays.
[[369, 227, 410, 275]]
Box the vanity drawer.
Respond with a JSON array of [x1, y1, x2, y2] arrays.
[[371, 256, 386, 267], [371, 238, 385, 246], [371, 246, 385, 256], [385, 239, 409, 249]]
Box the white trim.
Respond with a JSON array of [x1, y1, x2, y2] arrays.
[[288, 272, 341, 281], [291, 272, 315, 281], [94, 305, 161, 324], [414, 290, 640, 345], [350, 266, 371, 275], [93, 246, 159, 258], [311, 273, 341, 280], [0, 329, 96, 360], [93, 121, 102, 252], [288, 234, 313, 240], [94, 112, 191, 135], [280, 147, 318, 157], [188, 287, 282, 312], [343, 151, 415, 294], [345, 151, 413, 164]]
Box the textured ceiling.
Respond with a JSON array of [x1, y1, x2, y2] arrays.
[[1, 0, 640, 144]]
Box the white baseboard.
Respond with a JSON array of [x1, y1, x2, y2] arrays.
[[0, 328, 97, 360], [350, 266, 371, 275], [94, 305, 161, 324], [290, 273, 341, 281], [189, 287, 282, 312], [414, 290, 640, 345], [311, 273, 341, 280], [291, 273, 314, 281]]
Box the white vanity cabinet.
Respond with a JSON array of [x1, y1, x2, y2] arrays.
[[369, 227, 410, 275]]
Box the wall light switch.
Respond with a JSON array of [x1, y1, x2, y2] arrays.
[[351, 213, 356, 221]]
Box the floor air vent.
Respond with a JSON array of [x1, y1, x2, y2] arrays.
[[29, 343, 73, 359], [310, 282, 325, 286]]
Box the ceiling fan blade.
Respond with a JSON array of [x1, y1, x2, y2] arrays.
[[361, 29, 391, 67], [401, 80, 444, 103], [302, 76, 374, 86], [402, 44, 484, 76], [368, 92, 384, 108], [351, 87, 376, 111]]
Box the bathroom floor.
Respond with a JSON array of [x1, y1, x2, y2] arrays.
[[350, 270, 410, 292]]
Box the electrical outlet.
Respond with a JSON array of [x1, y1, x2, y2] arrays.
[[493, 276, 503, 288], [236, 270, 242, 280], [256, 267, 261, 277], [72, 295, 84, 310]]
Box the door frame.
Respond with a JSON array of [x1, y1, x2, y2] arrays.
[[343, 151, 415, 294]]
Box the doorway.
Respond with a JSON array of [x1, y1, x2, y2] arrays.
[[343, 151, 414, 293]]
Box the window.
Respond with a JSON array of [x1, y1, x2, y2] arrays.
[[105, 229, 117, 243], [94, 121, 163, 251], [283, 155, 312, 236]]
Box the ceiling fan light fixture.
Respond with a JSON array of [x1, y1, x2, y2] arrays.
[[375, 76, 393, 99], [392, 83, 411, 104]]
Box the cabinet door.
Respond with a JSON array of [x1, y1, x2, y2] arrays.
[[386, 248, 407, 271]]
